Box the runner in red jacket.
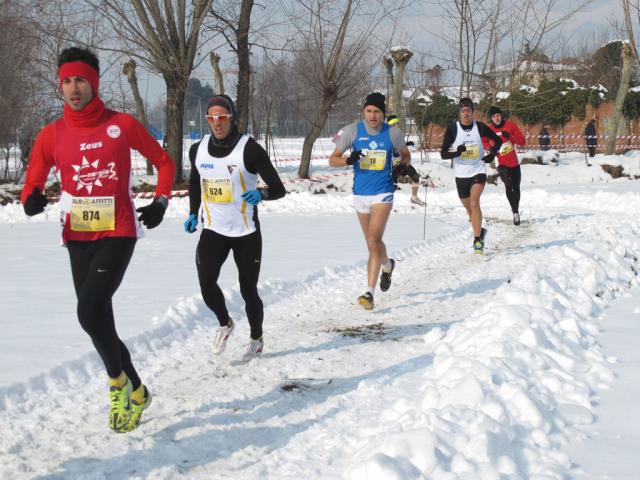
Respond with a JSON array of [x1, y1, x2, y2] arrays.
[[20, 47, 175, 433], [484, 106, 526, 225]]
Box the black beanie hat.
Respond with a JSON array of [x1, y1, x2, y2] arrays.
[[487, 106, 502, 117], [458, 97, 474, 111], [364, 92, 386, 114]]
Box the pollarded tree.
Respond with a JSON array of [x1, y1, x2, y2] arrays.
[[206, 0, 256, 132], [286, 0, 409, 179], [122, 60, 153, 174], [606, 41, 635, 154], [389, 46, 413, 133], [92, 0, 214, 183]]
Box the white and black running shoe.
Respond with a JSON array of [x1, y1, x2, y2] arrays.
[[379, 259, 395, 292], [513, 213, 521, 225]]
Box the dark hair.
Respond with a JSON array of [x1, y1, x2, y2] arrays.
[[458, 97, 474, 110], [57, 47, 100, 74], [487, 106, 502, 117]]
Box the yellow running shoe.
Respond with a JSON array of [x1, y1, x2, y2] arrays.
[[109, 379, 132, 432], [357, 292, 374, 310], [122, 386, 152, 432]]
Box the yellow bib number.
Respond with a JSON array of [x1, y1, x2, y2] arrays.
[[202, 178, 234, 203], [460, 143, 479, 160], [499, 141, 514, 155], [359, 150, 387, 170], [70, 196, 115, 232]]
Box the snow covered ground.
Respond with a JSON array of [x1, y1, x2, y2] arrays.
[[1, 150, 640, 479]]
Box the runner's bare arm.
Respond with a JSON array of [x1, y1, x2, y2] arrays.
[[329, 147, 348, 167]]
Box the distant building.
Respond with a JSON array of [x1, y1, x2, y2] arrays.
[[486, 46, 579, 90]]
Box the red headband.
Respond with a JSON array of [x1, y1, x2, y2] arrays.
[[58, 61, 99, 94]]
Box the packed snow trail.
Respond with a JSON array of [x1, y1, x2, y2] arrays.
[[1, 199, 639, 479]]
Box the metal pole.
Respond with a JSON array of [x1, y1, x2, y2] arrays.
[[422, 182, 428, 241]]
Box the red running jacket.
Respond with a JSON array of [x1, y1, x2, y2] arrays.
[[484, 120, 526, 168], [22, 100, 175, 243]]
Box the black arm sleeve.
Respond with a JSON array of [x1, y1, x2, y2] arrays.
[[188, 142, 202, 215], [478, 122, 503, 151], [440, 124, 459, 159], [243, 138, 286, 200]]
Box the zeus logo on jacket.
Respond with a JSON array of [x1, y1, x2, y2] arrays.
[[79, 142, 103, 151]]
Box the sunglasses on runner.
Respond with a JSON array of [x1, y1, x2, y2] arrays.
[[205, 113, 233, 122]]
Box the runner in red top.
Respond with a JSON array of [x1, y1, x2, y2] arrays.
[[483, 106, 526, 225], [20, 47, 175, 433]]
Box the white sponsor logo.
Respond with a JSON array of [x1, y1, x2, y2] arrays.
[[79, 141, 103, 151], [106, 125, 121, 138], [72, 156, 118, 193], [368, 140, 378, 150]]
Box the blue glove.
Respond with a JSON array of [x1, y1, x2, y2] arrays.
[[184, 213, 198, 233], [241, 189, 264, 206]]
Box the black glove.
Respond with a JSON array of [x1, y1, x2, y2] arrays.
[[455, 144, 467, 155], [482, 150, 496, 163], [23, 187, 48, 216], [346, 149, 363, 166], [136, 196, 167, 229]]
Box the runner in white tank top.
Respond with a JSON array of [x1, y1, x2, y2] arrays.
[[440, 97, 502, 253], [185, 95, 285, 359]]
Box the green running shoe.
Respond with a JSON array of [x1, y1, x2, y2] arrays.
[[122, 386, 152, 432], [109, 379, 132, 432]]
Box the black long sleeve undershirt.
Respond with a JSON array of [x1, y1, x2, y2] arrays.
[[188, 135, 286, 215], [440, 121, 502, 159]]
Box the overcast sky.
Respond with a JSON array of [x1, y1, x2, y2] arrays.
[[140, 0, 624, 110]]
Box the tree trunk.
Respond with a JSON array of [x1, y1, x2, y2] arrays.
[[383, 56, 395, 111], [235, 0, 254, 133], [210, 52, 225, 94], [298, 94, 336, 178], [250, 74, 259, 139], [391, 48, 413, 133], [165, 84, 186, 183], [606, 42, 634, 154], [392, 62, 406, 130], [123, 60, 153, 175]]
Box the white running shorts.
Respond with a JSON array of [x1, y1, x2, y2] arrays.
[[353, 192, 394, 214]]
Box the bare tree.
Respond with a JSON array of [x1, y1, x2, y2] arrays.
[[430, 0, 593, 97], [606, 41, 635, 154], [389, 46, 413, 132], [1, 0, 85, 182], [91, 0, 214, 183], [207, 0, 255, 132], [286, 0, 408, 178], [622, 0, 640, 63], [122, 59, 153, 174], [210, 51, 225, 94]]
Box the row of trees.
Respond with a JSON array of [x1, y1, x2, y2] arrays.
[[0, 0, 411, 181], [3, 1, 640, 181]]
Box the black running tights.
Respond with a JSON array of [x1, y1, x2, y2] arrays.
[[196, 229, 264, 339], [67, 237, 141, 389], [498, 165, 521, 214]]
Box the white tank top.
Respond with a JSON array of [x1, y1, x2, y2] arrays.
[[452, 122, 486, 178], [195, 134, 258, 237]]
